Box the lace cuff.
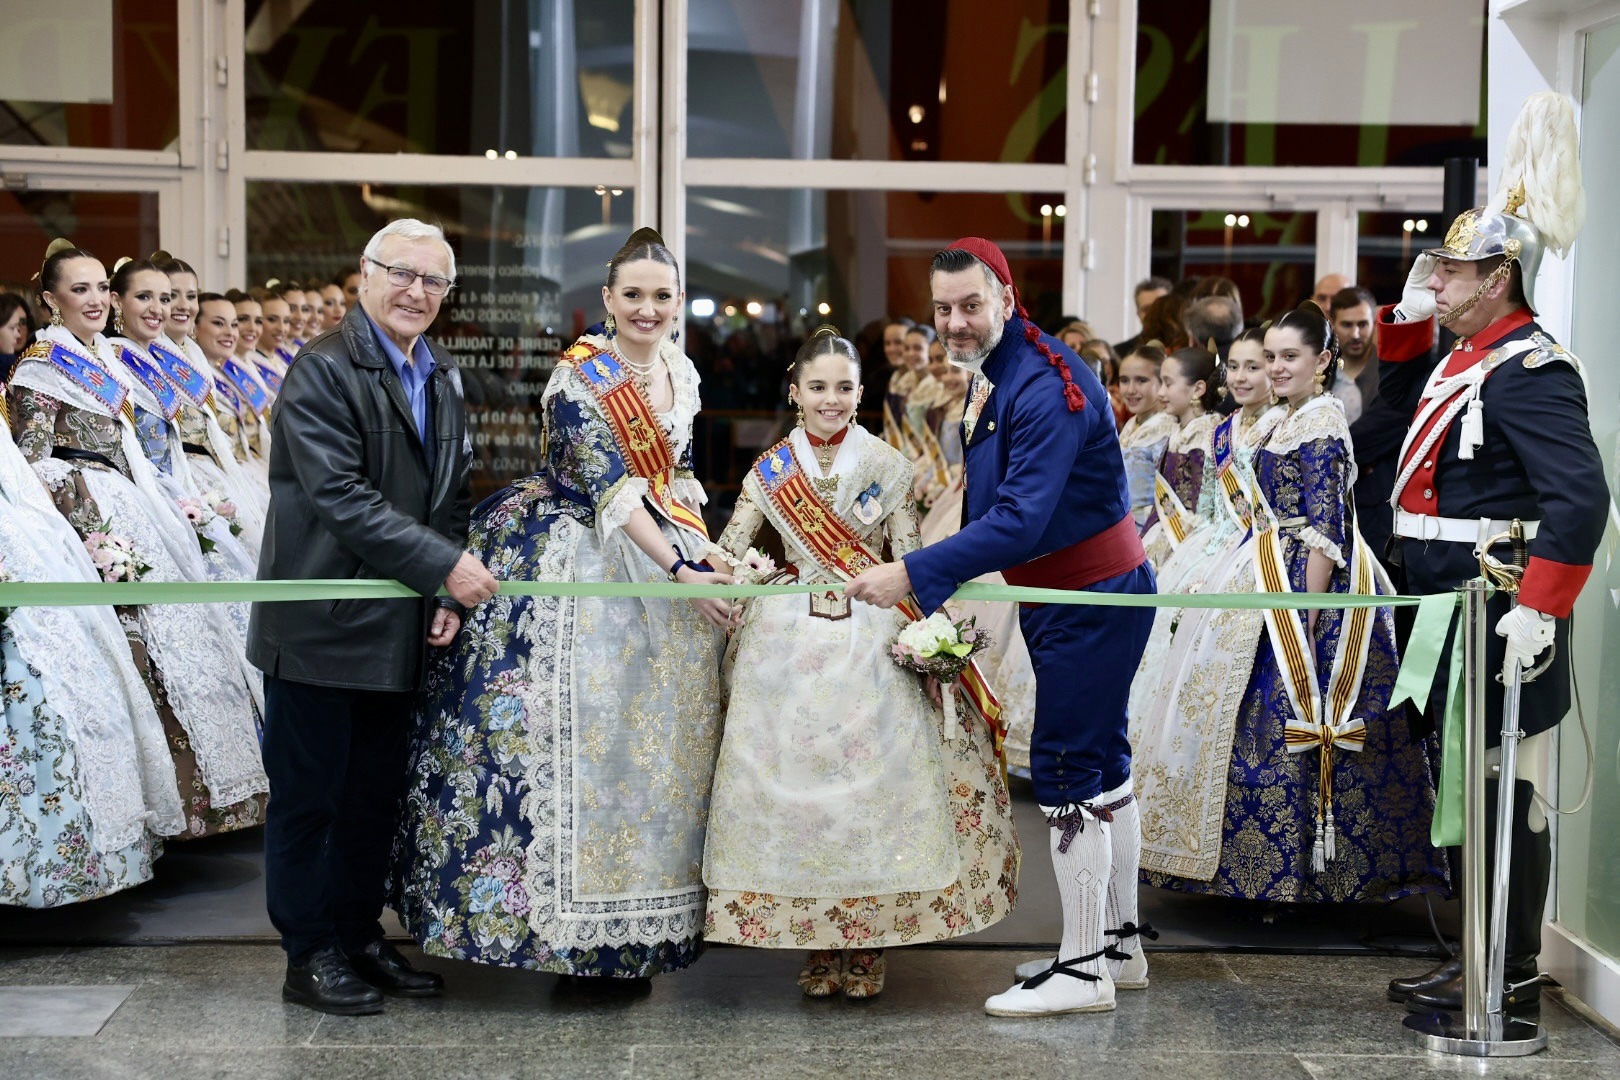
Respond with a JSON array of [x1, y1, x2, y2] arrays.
[[1297, 525, 1346, 568], [673, 476, 708, 509], [597, 474, 648, 539]]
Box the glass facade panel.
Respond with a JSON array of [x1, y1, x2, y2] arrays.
[[0, 189, 161, 291], [683, 186, 1065, 510], [1133, 0, 1486, 168], [1355, 210, 1443, 308], [245, 181, 633, 501], [1149, 208, 1316, 323], [1557, 19, 1620, 963], [243, 0, 635, 158], [0, 0, 178, 151], [687, 0, 1067, 162]]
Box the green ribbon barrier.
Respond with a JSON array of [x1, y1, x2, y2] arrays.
[[1387, 590, 1466, 848], [0, 577, 1432, 609]]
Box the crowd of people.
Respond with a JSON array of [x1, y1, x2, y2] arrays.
[[0, 91, 1607, 1029]]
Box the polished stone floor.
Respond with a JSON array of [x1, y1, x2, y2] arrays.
[[1, 944, 1616, 1079]]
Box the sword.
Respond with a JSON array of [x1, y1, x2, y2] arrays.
[[1477, 520, 1533, 1017]]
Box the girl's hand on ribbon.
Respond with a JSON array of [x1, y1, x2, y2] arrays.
[[924, 674, 943, 709], [676, 564, 738, 628]]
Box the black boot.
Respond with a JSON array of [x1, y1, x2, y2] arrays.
[[283, 946, 385, 1015], [1407, 779, 1549, 1012], [345, 940, 445, 998]]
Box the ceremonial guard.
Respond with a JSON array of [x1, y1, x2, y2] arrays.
[[1378, 94, 1608, 1013], [848, 238, 1155, 1018]]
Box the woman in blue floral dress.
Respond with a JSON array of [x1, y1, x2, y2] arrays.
[[393, 229, 733, 979], [1145, 306, 1448, 903]]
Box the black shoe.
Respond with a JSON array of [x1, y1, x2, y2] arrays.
[[283, 946, 385, 1016], [344, 940, 445, 998], [1387, 957, 1462, 1003], [1403, 964, 1543, 1013]]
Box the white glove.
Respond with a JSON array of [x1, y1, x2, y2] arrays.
[[1394, 253, 1438, 323], [1496, 603, 1555, 680]]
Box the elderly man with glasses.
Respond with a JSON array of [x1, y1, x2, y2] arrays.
[[248, 218, 499, 1016]]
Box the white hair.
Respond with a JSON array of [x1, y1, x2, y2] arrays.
[[362, 218, 456, 281]]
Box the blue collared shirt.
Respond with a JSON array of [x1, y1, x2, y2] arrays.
[[363, 310, 436, 463]]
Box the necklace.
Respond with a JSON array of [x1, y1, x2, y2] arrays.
[[609, 339, 661, 379], [805, 425, 848, 473]]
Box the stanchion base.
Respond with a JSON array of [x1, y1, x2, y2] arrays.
[[1404, 1010, 1548, 1057]]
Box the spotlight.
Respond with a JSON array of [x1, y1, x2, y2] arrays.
[[485, 149, 497, 160], [504, 150, 517, 160], [1054, 204, 1066, 218], [817, 302, 831, 316], [1403, 219, 1415, 233], [745, 301, 763, 316], [1040, 203, 1053, 217], [690, 298, 716, 318], [1416, 219, 1429, 233], [724, 305, 738, 317], [1224, 214, 1237, 227], [1236, 214, 1249, 227]]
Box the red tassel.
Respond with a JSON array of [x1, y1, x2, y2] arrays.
[[1017, 307, 1086, 413]]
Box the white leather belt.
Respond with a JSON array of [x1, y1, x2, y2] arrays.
[[1392, 509, 1540, 550]]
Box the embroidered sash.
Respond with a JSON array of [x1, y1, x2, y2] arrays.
[[212, 374, 246, 419], [1152, 471, 1193, 547], [563, 341, 709, 543], [751, 437, 1004, 755], [147, 341, 213, 408], [254, 360, 285, 395], [1249, 460, 1377, 871], [1212, 415, 1254, 533], [910, 414, 951, 493], [115, 344, 181, 420], [27, 340, 134, 424], [882, 396, 913, 454], [221, 358, 271, 415]]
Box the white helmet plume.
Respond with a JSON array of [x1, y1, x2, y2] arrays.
[[1487, 91, 1585, 257]]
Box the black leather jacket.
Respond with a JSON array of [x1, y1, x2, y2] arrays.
[[247, 306, 472, 691]]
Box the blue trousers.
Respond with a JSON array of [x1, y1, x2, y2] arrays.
[[262, 675, 413, 962], [1020, 562, 1156, 806]]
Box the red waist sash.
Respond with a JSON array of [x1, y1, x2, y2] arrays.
[[1002, 514, 1146, 598]]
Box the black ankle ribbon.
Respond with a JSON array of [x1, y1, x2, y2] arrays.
[[1022, 949, 1105, 989], [1046, 803, 1114, 853], [1108, 921, 1159, 942]]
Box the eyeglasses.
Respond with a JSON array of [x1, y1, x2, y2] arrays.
[[370, 260, 454, 296]]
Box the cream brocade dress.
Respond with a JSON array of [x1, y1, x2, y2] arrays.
[[702, 424, 1018, 949]]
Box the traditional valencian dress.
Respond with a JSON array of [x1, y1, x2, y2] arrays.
[[702, 424, 1017, 948], [7, 327, 266, 839], [0, 415, 185, 906], [1141, 395, 1447, 901], [1130, 404, 1285, 878], [394, 333, 723, 977], [1118, 410, 1176, 533], [110, 335, 262, 659], [1140, 410, 1217, 570]]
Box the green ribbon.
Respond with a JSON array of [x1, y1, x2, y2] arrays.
[[0, 577, 1431, 609], [1385, 590, 1465, 849]]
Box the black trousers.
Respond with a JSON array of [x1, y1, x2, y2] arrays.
[[262, 674, 413, 962]]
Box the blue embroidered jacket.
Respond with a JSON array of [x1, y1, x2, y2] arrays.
[[904, 316, 1137, 613]]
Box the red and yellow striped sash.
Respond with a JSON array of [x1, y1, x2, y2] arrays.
[[752, 438, 1005, 757], [564, 341, 708, 543]]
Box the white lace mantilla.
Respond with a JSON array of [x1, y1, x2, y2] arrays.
[[1263, 394, 1354, 472]]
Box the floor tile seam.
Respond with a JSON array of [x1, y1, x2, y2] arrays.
[[1290, 1050, 1608, 1062], [1545, 992, 1620, 1046]]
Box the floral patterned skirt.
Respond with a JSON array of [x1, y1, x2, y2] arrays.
[[1, 621, 160, 907], [704, 611, 1020, 949]]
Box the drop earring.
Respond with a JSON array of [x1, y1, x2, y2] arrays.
[[111, 307, 124, 336], [1313, 369, 1326, 392], [793, 398, 805, 428], [604, 313, 616, 338], [49, 304, 63, 327]]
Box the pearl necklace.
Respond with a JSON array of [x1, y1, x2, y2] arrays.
[[609, 340, 662, 381]]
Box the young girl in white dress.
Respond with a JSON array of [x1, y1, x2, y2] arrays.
[[702, 327, 1017, 1000], [1116, 343, 1177, 531], [1139, 347, 1220, 570]]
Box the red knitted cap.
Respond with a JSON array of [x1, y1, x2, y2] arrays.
[[947, 237, 1015, 294], [944, 237, 1084, 412]]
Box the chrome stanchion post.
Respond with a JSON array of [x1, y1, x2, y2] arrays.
[[1405, 570, 1547, 1057]]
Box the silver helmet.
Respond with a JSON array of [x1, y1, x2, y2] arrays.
[[1424, 187, 1547, 313]]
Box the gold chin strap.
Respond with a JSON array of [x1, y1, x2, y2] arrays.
[[1437, 259, 1515, 327]]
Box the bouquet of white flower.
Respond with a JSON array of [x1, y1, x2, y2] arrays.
[[202, 489, 243, 537], [83, 522, 151, 583], [176, 496, 219, 554], [890, 613, 992, 736]]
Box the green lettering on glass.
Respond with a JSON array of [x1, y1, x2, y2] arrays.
[[257, 27, 344, 151], [346, 17, 454, 154], [1001, 18, 1066, 220]]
